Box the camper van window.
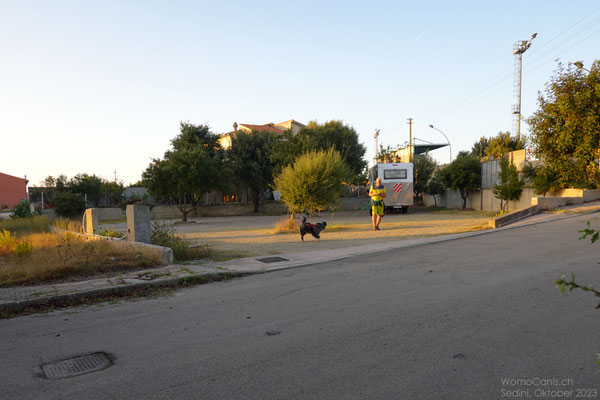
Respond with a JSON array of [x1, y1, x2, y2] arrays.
[[383, 169, 407, 179]]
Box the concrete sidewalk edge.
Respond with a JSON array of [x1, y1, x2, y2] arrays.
[[0, 271, 255, 314]]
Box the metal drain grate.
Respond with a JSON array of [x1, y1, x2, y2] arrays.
[[256, 256, 289, 264], [42, 352, 111, 379]]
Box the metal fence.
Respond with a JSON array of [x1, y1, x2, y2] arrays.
[[481, 159, 500, 189]]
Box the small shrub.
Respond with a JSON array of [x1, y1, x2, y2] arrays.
[[10, 200, 37, 219], [15, 241, 33, 257], [0, 229, 32, 257], [53, 192, 86, 218], [274, 148, 351, 215], [493, 158, 525, 212], [0, 229, 17, 255], [493, 209, 507, 219], [151, 221, 211, 261]]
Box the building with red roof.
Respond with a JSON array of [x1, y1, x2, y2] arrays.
[[219, 119, 305, 149]]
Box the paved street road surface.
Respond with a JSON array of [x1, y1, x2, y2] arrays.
[[2, 214, 600, 399]]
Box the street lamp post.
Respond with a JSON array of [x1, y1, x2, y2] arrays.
[[428, 124, 452, 163], [574, 60, 591, 72]]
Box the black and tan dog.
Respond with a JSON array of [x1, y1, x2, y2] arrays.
[[300, 216, 327, 241]]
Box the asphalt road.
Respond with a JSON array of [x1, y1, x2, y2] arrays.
[[2, 213, 600, 400]]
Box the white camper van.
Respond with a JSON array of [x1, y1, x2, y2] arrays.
[[370, 163, 414, 213]]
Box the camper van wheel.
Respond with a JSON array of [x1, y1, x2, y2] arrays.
[[401, 206, 408, 214]]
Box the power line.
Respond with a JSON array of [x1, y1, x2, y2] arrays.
[[440, 19, 600, 115], [525, 4, 600, 57], [436, 5, 600, 114]]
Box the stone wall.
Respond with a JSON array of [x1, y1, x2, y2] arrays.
[[425, 188, 540, 212], [145, 198, 372, 220], [424, 187, 600, 212], [96, 208, 126, 221]]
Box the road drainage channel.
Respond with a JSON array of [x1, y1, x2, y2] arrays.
[[256, 256, 289, 263], [41, 352, 112, 379]]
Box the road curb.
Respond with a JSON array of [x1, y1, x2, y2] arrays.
[[0, 271, 253, 315]]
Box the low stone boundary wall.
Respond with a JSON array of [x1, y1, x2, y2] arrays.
[[337, 197, 371, 211], [149, 198, 371, 220], [63, 198, 372, 222], [531, 197, 570, 210], [489, 205, 540, 228], [96, 208, 126, 221], [49, 227, 173, 265]]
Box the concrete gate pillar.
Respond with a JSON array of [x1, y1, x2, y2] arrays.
[[126, 204, 151, 243]]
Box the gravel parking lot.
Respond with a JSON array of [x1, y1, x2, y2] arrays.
[[172, 207, 494, 258]]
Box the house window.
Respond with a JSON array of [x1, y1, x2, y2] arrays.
[[223, 193, 239, 203]]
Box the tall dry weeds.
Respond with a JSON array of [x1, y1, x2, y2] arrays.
[[0, 231, 162, 286]]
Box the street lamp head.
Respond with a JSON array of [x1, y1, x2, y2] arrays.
[[574, 61, 584, 69], [428, 124, 434, 128]]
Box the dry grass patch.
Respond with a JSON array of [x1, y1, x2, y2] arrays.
[[272, 216, 299, 234], [0, 231, 163, 286], [52, 217, 82, 232], [0, 215, 50, 235], [324, 224, 353, 232]]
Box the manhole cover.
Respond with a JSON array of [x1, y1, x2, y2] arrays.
[[257, 256, 289, 264], [42, 352, 111, 379]]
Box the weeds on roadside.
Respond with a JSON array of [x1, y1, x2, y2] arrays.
[[0, 230, 33, 257], [272, 215, 299, 234], [0, 233, 162, 286], [151, 221, 211, 261], [555, 222, 600, 308], [492, 209, 507, 219], [51, 217, 82, 232], [98, 229, 125, 239], [0, 215, 50, 236]]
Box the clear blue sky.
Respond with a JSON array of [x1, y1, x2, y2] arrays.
[[2, 0, 599, 186]]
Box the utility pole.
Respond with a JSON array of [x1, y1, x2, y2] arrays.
[[512, 33, 536, 140], [114, 170, 117, 182], [407, 118, 413, 163], [373, 129, 380, 164]]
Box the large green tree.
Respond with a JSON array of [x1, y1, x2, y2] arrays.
[[376, 144, 400, 163], [470, 132, 525, 161], [142, 123, 228, 221], [227, 130, 277, 212], [528, 61, 600, 189], [272, 120, 367, 183], [439, 152, 481, 209], [69, 173, 103, 206], [39, 173, 123, 207], [413, 153, 437, 204], [470, 137, 489, 160]]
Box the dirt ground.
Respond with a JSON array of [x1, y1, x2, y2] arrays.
[[170, 207, 494, 258]]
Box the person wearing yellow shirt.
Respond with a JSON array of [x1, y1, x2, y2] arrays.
[[369, 177, 386, 231]]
